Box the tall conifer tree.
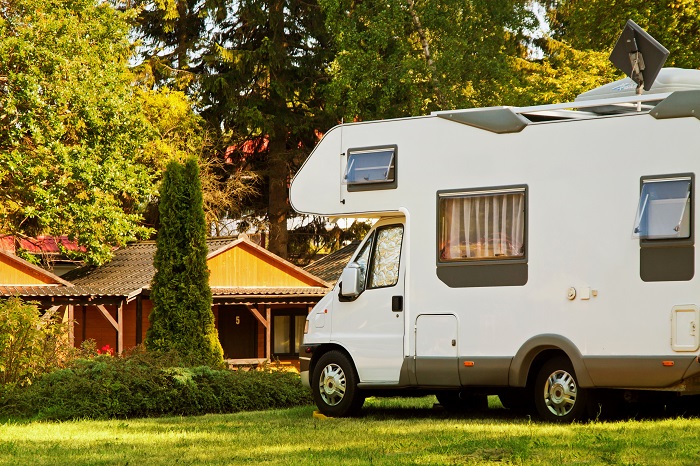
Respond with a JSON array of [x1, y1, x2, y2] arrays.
[[145, 158, 224, 367]]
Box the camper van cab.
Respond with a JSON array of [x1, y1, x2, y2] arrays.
[[290, 68, 700, 422]]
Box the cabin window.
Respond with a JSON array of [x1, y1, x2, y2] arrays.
[[633, 177, 691, 240], [344, 146, 397, 191], [439, 188, 526, 261], [272, 312, 307, 357]]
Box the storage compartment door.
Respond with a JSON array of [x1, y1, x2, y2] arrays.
[[415, 314, 460, 386], [672, 305, 699, 352]]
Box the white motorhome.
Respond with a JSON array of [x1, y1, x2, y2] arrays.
[[290, 67, 700, 422]]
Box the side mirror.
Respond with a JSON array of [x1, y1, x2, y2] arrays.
[[339, 262, 362, 298]]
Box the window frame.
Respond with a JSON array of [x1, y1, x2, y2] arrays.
[[637, 173, 695, 282], [344, 145, 398, 192], [634, 174, 693, 244], [340, 223, 404, 301], [366, 224, 404, 290], [436, 185, 528, 288]]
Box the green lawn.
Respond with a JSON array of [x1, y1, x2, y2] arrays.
[[1, 397, 699, 465]]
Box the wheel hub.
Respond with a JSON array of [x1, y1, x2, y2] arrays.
[[544, 369, 577, 417], [318, 363, 346, 406]]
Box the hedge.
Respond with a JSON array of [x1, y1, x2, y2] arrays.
[[0, 351, 312, 421]]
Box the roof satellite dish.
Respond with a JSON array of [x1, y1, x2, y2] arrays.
[[609, 19, 669, 94]]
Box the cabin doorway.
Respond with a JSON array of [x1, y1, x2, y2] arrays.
[[218, 305, 257, 359]]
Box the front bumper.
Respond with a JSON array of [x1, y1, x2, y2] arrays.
[[299, 344, 319, 389]]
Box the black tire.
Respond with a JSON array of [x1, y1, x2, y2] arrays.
[[436, 390, 488, 412], [534, 356, 589, 422], [312, 351, 365, 417]]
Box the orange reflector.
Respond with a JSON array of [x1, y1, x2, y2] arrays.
[[324, 309, 328, 314], [464, 361, 475, 367], [662, 361, 675, 367]]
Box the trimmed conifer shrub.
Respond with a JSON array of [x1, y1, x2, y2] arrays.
[[145, 157, 224, 367]]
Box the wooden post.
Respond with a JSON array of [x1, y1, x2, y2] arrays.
[[265, 304, 272, 361], [66, 305, 74, 347], [135, 295, 143, 345], [82, 306, 87, 342], [117, 301, 124, 355]]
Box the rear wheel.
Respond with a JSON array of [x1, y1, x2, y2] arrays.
[[312, 351, 364, 417], [534, 356, 589, 422]]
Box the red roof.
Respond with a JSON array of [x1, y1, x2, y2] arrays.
[[0, 235, 84, 254]]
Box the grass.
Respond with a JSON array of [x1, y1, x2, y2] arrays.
[[1, 396, 700, 465]]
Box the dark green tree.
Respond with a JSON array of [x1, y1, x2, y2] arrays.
[[197, 0, 336, 259], [128, 0, 225, 91], [145, 157, 224, 367]]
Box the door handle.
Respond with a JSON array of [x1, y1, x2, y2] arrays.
[[392, 296, 403, 312]]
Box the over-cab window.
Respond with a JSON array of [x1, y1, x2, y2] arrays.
[[439, 188, 526, 262], [344, 146, 397, 191], [633, 177, 691, 240]]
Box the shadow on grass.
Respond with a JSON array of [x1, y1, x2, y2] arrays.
[[354, 394, 700, 424]]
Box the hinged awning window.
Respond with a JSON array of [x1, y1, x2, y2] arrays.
[[633, 177, 691, 240], [344, 147, 395, 186]]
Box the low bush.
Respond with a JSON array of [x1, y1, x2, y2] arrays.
[[0, 298, 77, 386], [0, 349, 312, 421]]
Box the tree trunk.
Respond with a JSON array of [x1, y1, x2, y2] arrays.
[[266, 0, 289, 259], [267, 138, 289, 259]]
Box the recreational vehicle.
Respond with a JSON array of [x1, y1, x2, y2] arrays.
[[290, 25, 700, 422]]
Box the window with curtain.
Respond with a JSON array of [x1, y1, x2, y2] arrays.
[[439, 188, 526, 261]]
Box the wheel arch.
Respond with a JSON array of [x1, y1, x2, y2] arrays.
[[309, 343, 359, 381], [509, 334, 593, 388]]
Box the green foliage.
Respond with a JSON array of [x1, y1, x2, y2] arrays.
[[0, 350, 311, 420], [546, 0, 700, 69], [321, 0, 536, 119], [0, 0, 156, 265], [0, 298, 74, 386], [503, 39, 620, 106], [145, 158, 224, 367]]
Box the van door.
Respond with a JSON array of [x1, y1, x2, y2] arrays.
[[333, 223, 405, 383]]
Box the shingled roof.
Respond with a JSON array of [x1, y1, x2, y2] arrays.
[[62, 236, 330, 299], [63, 238, 235, 295], [304, 241, 360, 284]]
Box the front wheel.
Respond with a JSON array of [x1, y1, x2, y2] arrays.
[[312, 351, 364, 417], [534, 357, 589, 422]]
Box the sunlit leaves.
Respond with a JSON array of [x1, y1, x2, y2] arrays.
[[0, 0, 155, 265]]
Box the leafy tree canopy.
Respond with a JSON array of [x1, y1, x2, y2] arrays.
[[321, 0, 537, 119], [545, 0, 700, 69], [0, 0, 155, 265]]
